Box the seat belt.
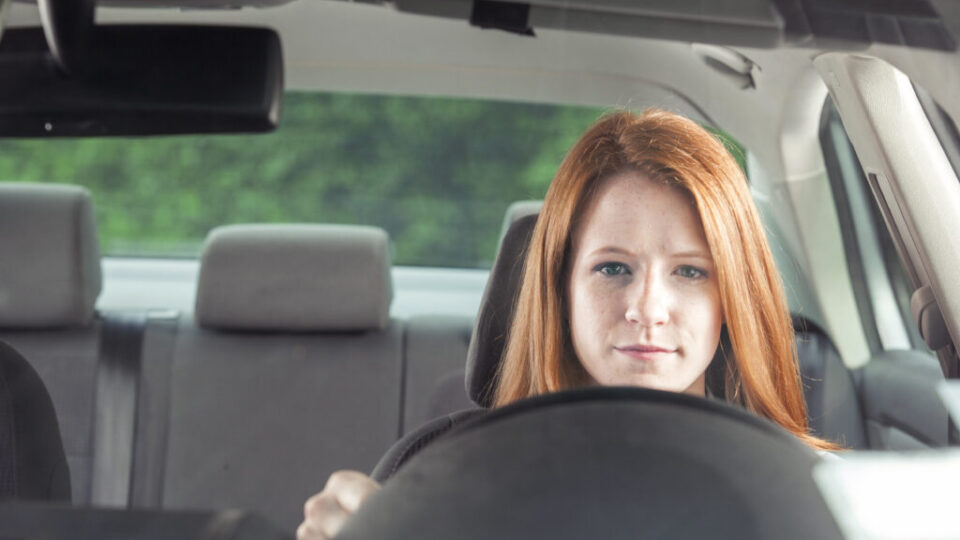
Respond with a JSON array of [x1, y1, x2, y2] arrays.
[[90, 311, 147, 507], [128, 310, 180, 508]]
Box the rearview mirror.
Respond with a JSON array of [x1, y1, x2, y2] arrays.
[[0, 25, 283, 137]]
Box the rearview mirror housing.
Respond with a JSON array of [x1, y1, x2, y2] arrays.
[[0, 25, 283, 137]]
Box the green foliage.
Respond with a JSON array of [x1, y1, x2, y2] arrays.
[[705, 126, 749, 176], [0, 93, 747, 268]]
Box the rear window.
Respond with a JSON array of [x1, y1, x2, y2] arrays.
[[0, 91, 744, 268]]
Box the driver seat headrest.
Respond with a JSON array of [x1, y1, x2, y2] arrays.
[[466, 213, 538, 407]]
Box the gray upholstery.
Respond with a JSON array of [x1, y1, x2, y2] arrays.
[[0, 340, 71, 501], [158, 224, 402, 529], [0, 329, 100, 503], [0, 183, 103, 503], [402, 315, 474, 433], [793, 318, 868, 449], [196, 224, 392, 332], [158, 316, 403, 531], [498, 200, 541, 241], [467, 213, 537, 406], [129, 313, 181, 508], [0, 183, 101, 328], [857, 349, 949, 449]]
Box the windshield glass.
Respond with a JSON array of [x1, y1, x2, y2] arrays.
[[1, 92, 599, 267], [0, 91, 743, 268]]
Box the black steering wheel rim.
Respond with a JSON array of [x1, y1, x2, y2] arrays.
[[452, 385, 796, 441], [339, 387, 843, 540]]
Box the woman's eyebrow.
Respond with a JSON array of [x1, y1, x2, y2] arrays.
[[587, 246, 634, 257], [671, 249, 713, 260]]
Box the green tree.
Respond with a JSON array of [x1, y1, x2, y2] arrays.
[[0, 93, 745, 268]]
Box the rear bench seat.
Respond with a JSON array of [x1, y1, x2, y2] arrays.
[[401, 315, 473, 433], [0, 182, 183, 506], [146, 224, 402, 530], [0, 183, 465, 522]]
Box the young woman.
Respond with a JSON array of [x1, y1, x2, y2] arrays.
[[297, 109, 837, 540]]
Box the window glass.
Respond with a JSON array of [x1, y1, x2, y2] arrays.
[[820, 98, 926, 352], [0, 91, 746, 268]]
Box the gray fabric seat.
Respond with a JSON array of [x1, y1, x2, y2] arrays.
[[0, 183, 102, 503], [402, 315, 474, 433], [151, 224, 402, 531], [0, 339, 71, 501], [398, 202, 542, 431], [794, 317, 868, 449]]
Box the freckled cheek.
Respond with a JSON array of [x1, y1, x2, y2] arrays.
[[581, 286, 624, 324], [674, 289, 723, 334], [569, 284, 622, 348]]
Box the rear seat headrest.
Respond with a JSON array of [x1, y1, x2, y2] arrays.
[[466, 213, 538, 406], [195, 224, 393, 332], [0, 183, 102, 328]]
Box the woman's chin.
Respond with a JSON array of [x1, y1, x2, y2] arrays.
[[598, 376, 704, 397]]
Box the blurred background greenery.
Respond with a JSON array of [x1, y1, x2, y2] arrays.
[[0, 92, 745, 268]]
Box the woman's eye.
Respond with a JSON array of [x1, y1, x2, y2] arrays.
[[675, 265, 707, 280], [594, 262, 628, 276]]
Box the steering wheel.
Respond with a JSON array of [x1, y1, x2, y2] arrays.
[[337, 387, 844, 540]]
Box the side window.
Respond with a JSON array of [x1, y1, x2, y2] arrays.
[[819, 98, 927, 353]]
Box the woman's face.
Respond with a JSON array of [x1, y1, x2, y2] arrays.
[[566, 171, 723, 396]]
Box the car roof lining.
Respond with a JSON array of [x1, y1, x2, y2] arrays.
[[20, 0, 950, 52]]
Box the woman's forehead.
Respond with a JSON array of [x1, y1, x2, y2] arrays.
[[573, 171, 708, 253]]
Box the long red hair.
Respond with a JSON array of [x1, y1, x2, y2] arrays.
[[493, 109, 837, 451]]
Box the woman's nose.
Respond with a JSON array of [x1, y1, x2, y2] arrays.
[[624, 275, 670, 327]]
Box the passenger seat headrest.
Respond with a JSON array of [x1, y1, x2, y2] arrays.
[[0, 183, 102, 328], [195, 224, 393, 332], [466, 213, 538, 406]]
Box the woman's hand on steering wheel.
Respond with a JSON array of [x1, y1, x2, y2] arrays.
[[297, 470, 381, 540]]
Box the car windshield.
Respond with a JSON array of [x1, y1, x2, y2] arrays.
[[1, 91, 744, 268], [2, 93, 606, 266], [0, 1, 957, 539]]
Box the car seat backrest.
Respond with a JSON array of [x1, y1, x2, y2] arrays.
[[857, 349, 948, 449], [466, 213, 538, 407], [0, 340, 71, 501], [793, 317, 868, 449], [402, 315, 474, 433], [155, 224, 402, 531], [0, 183, 102, 503], [403, 202, 541, 429]]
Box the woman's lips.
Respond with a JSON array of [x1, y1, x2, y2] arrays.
[[615, 345, 677, 361]]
